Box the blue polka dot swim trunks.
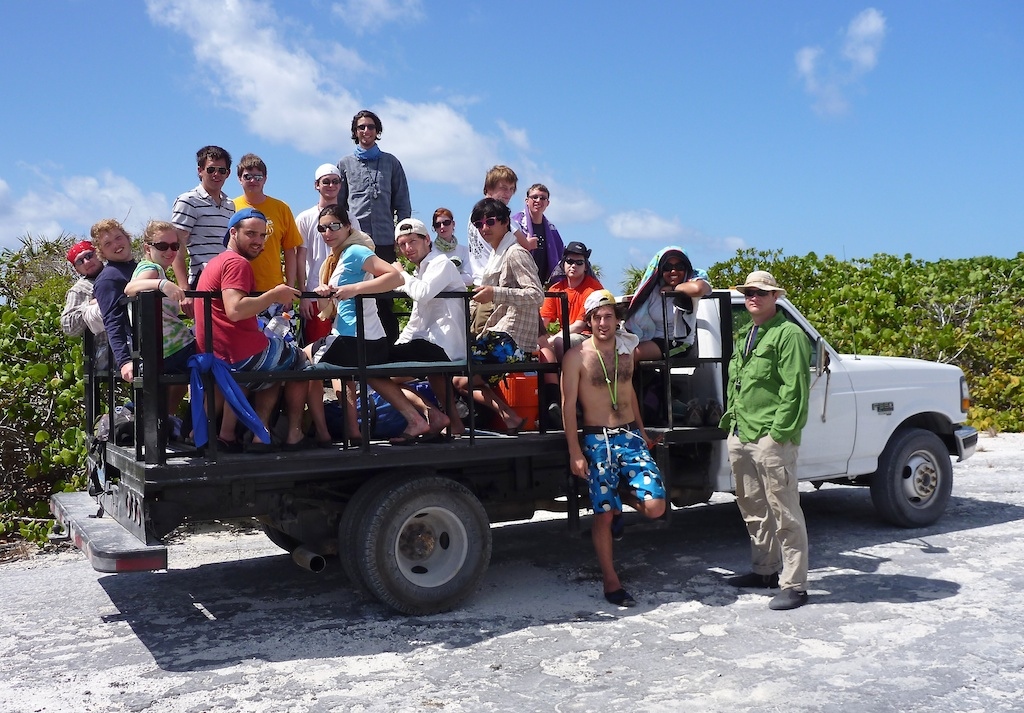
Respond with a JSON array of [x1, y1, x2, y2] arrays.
[[582, 425, 665, 514]]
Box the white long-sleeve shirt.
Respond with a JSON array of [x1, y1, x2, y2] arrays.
[[396, 248, 467, 361]]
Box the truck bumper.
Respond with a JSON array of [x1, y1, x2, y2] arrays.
[[954, 426, 978, 462], [50, 491, 167, 573]]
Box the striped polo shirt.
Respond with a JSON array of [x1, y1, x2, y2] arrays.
[[171, 185, 235, 285]]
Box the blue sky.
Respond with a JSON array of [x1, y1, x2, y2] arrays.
[[1, 1, 1021, 291]]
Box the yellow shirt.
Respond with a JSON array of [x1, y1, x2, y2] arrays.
[[232, 194, 302, 292]]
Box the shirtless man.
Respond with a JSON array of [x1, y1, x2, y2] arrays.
[[561, 289, 666, 608]]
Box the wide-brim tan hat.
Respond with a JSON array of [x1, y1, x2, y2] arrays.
[[734, 270, 787, 296]]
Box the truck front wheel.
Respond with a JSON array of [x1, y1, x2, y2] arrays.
[[870, 428, 952, 528], [356, 476, 491, 615]]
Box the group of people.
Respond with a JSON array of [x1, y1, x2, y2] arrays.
[[61, 109, 812, 611]]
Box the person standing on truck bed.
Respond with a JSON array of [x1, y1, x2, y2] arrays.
[[561, 289, 666, 608], [720, 270, 811, 611], [337, 110, 411, 343], [169, 145, 235, 319]]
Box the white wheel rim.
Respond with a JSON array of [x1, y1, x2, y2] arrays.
[[392, 506, 469, 588]]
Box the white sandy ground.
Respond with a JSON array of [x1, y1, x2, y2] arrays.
[[2, 433, 1023, 713]]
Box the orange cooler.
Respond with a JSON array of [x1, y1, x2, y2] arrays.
[[497, 372, 540, 431]]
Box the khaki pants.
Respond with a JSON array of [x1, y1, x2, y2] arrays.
[[727, 433, 809, 591]]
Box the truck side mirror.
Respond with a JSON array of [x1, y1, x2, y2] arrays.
[[815, 338, 830, 377]]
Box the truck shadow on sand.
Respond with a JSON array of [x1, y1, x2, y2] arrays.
[[98, 485, 1021, 672]]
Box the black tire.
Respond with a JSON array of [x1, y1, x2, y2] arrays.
[[870, 428, 953, 528], [356, 476, 491, 615], [338, 471, 408, 595], [259, 521, 300, 553]]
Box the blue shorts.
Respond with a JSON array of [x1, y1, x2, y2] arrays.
[[582, 426, 665, 514], [233, 336, 305, 391]]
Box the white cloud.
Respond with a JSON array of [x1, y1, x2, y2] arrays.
[[498, 120, 531, 152], [606, 210, 684, 240], [795, 7, 887, 116], [844, 8, 887, 73], [146, 0, 497, 191], [331, 0, 424, 34], [0, 171, 168, 251]]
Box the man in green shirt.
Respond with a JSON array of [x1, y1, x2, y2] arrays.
[[719, 271, 811, 610]]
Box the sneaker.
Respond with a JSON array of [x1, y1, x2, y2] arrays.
[[726, 571, 780, 589], [611, 514, 625, 541], [769, 589, 809, 610]]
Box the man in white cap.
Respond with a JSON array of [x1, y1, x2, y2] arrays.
[[295, 163, 362, 345], [720, 270, 811, 610], [561, 289, 665, 608], [392, 217, 467, 435]]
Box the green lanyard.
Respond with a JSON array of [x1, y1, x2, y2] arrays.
[[596, 348, 618, 411]]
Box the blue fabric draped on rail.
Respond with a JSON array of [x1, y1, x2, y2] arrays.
[[187, 353, 270, 448]]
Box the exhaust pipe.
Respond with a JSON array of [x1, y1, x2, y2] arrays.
[[291, 545, 326, 573]]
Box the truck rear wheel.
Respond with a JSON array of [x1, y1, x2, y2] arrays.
[[338, 471, 407, 595], [870, 428, 952, 528], [356, 476, 491, 615]]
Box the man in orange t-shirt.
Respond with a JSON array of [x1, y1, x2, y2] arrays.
[[232, 153, 302, 294]]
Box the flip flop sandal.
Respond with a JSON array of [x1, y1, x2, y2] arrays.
[[389, 431, 420, 446], [604, 588, 636, 607]]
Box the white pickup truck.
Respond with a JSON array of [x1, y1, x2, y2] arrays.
[[673, 290, 977, 528], [52, 288, 977, 614]]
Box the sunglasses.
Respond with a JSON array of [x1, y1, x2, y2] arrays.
[[204, 166, 230, 175], [74, 250, 97, 265], [356, 123, 377, 132], [242, 173, 265, 182], [564, 258, 585, 266], [527, 194, 548, 202], [146, 241, 180, 252], [317, 221, 344, 233], [434, 219, 453, 229], [319, 178, 342, 186], [661, 262, 688, 272], [472, 216, 499, 230], [742, 288, 771, 298]]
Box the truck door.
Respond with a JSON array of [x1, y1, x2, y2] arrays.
[[729, 301, 856, 479]]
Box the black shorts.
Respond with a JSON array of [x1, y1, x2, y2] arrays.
[[313, 335, 390, 367], [389, 339, 450, 363]]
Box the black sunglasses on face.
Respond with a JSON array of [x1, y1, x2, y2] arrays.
[[317, 221, 344, 233], [742, 288, 771, 298], [147, 241, 180, 252], [564, 258, 585, 266]]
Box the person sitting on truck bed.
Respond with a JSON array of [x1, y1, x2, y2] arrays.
[[456, 197, 545, 434], [92, 219, 139, 384], [392, 217, 467, 436], [561, 289, 665, 608], [537, 240, 604, 427], [61, 240, 108, 368], [624, 246, 711, 362], [123, 220, 197, 439], [304, 204, 440, 445], [194, 208, 329, 452], [719, 270, 810, 611]]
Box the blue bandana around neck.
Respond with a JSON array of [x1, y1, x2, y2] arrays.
[[354, 144, 382, 161]]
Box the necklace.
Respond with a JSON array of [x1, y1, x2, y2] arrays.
[[595, 348, 618, 411]]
